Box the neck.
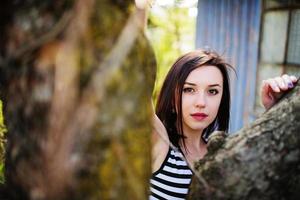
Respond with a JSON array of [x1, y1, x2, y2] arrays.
[[181, 126, 203, 149], [183, 133, 202, 150], [179, 128, 207, 161], [180, 131, 206, 159]]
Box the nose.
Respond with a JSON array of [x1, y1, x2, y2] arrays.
[[194, 91, 206, 108]]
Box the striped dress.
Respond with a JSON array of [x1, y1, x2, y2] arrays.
[[149, 147, 193, 200]]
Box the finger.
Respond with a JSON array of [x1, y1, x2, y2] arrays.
[[290, 75, 298, 83], [275, 76, 288, 91], [282, 74, 294, 89], [265, 79, 280, 92]]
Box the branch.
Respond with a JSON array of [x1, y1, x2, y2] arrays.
[[188, 82, 300, 200]]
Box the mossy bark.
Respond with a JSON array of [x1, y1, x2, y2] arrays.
[[0, 1, 156, 199], [187, 82, 300, 200]]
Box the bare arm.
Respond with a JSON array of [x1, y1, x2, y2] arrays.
[[151, 103, 169, 172]]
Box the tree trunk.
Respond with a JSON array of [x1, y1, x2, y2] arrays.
[[0, 1, 156, 199], [187, 82, 300, 200]]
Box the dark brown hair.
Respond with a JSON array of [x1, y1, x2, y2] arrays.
[[155, 49, 234, 147]]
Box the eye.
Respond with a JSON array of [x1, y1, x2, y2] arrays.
[[208, 89, 219, 95], [183, 87, 195, 93]]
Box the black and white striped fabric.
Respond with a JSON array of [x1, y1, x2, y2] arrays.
[[149, 148, 193, 200]]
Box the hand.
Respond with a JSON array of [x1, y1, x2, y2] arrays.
[[261, 74, 298, 110]]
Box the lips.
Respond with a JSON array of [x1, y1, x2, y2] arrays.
[[191, 113, 208, 121]]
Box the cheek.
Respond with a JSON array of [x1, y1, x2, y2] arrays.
[[210, 96, 222, 118], [181, 100, 188, 118], [181, 96, 193, 114]]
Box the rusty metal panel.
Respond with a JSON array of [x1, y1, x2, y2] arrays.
[[196, 0, 262, 132]]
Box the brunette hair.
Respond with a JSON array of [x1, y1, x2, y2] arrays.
[[155, 49, 234, 147]]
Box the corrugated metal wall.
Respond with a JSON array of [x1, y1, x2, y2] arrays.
[[196, 0, 261, 133]]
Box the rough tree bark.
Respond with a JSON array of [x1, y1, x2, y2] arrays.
[[187, 82, 300, 200], [0, 0, 156, 199]]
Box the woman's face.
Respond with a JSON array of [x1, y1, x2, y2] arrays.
[[181, 65, 223, 134]]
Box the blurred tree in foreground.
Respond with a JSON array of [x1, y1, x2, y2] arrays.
[[0, 0, 156, 199]]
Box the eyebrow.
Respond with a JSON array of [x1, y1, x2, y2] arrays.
[[184, 82, 222, 87]]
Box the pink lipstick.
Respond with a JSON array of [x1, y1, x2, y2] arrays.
[[191, 113, 208, 121]]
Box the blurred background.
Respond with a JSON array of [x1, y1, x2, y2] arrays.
[[147, 0, 300, 133]]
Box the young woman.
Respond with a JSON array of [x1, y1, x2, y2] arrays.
[[149, 49, 298, 200]]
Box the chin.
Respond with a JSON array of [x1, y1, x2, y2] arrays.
[[190, 125, 208, 132], [194, 127, 207, 132], [184, 120, 212, 133]]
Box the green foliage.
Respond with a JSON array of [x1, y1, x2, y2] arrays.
[[0, 100, 6, 184], [147, 4, 196, 102]]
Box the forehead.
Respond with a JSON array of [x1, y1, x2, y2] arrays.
[[185, 65, 223, 85]]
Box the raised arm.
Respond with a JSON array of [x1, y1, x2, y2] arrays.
[[151, 103, 170, 172]]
